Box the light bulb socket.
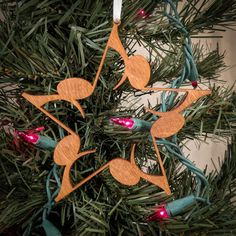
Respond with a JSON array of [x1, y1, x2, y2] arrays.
[[166, 195, 196, 217], [36, 135, 57, 150], [132, 118, 152, 132]]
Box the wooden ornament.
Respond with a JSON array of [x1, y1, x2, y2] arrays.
[[22, 22, 211, 202]]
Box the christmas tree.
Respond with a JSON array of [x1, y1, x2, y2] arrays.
[[0, 0, 236, 235]]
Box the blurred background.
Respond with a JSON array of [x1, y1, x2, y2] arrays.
[[185, 30, 235, 172]]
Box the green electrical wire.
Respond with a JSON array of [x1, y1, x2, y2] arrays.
[[157, 0, 210, 201], [29, 2, 210, 234]]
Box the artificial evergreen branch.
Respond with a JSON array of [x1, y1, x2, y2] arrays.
[[0, 0, 236, 235]]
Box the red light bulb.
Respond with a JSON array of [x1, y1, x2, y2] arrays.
[[191, 81, 198, 88], [110, 117, 134, 129]]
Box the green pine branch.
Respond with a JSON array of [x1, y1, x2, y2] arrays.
[[0, 0, 236, 235]]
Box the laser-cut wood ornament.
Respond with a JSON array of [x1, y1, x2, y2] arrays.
[[22, 22, 211, 202]]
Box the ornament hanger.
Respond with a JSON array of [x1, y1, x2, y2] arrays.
[[113, 0, 123, 23]]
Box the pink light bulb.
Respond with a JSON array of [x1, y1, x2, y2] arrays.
[[147, 205, 169, 221], [27, 126, 44, 134], [156, 207, 169, 219], [16, 131, 39, 144], [191, 81, 198, 88], [110, 117, 134, 129], [155, 205, 169, 219], [138, 9, 147, 18]]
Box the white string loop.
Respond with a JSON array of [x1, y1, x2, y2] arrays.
[[113, 0, 122, 23]]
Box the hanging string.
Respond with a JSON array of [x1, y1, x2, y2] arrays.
[[113, 0, 123, 23]]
